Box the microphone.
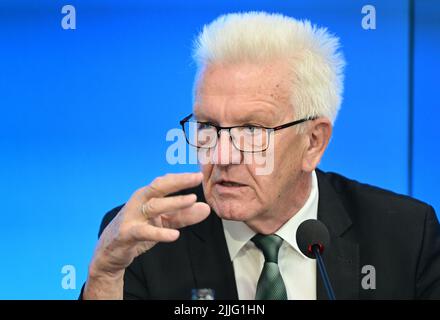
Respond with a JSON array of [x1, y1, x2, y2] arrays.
[[296, 219, 336, 300]]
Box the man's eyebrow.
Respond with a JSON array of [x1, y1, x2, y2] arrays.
[[193, 112, 217, 123], [235, 109, 278, 125], [235, 114, 269, 124], [194, 107, 278, 125]]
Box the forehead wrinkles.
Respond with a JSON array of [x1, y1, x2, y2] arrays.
[[196, 61, 293, 100]]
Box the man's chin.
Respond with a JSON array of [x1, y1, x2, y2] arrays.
[[212, 202, 256, 222]]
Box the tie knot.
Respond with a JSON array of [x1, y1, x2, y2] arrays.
[[252, 234, 284, 263]]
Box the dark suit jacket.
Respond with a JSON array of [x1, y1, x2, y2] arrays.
[[95, 170, 440, 299]]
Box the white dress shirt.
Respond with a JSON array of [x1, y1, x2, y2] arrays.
[[222, 171, 319, 300]]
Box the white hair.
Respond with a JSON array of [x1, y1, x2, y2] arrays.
[[192, 11, 346, 124]]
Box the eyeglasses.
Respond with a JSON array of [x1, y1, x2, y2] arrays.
[[179, 113, 317, 153]]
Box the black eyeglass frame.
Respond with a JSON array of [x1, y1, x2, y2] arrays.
[[179, 113, 318, 153]]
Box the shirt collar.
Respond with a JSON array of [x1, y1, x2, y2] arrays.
[[222, 170, 319, 260]]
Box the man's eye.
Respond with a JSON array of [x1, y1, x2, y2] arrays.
[[242, 126, 259, 133], [197, 122, 213, 130]]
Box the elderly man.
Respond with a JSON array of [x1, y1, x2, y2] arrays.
[[83, 12, 440, 300]]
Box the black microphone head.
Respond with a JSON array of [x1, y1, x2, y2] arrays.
[[296, 219, 330, 259]]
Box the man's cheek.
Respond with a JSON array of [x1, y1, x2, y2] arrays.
[[201, 164, 213, 183], [243, 145, 276, 177]]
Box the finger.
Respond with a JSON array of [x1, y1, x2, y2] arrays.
[[142, 194, 197, 219], [130, 223, 180, 243], [163, 202, 211, 229], [142, 172, 203, 199]]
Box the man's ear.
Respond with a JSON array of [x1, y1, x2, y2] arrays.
[[302, 118, 332, 172]]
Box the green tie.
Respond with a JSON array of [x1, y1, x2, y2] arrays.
[[252, 234, 288, 300]]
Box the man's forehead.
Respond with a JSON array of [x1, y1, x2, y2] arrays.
[[193, 61, 293, 123], [196, 61, 292, 95]]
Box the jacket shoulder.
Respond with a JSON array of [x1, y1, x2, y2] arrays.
[[318, 170, 434, 221]]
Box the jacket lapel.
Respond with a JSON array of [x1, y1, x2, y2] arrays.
[[316, 170, 359, 300], [186, 185, 239, 300]]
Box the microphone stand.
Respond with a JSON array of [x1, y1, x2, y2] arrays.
[[312, 245, 336, 300]]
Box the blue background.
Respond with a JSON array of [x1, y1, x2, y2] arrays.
[[0, 0, 438, 299]]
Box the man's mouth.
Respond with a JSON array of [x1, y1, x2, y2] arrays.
[[215, 180, 247, 190], [218, 181, 246, 187]]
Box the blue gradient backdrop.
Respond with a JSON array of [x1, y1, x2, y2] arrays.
[[0, 0, 438, 299]]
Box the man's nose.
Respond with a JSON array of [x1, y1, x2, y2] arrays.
[[211, 130, 242, 165]]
